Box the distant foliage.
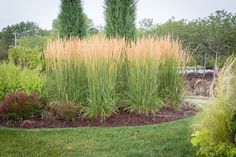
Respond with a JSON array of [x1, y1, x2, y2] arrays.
[[17, 35, 49, 49], [58, 0, 87, 38], [0, 92, 42, 120], [7, 35, 49, 70], [0, 21, 49, 61], [104, 0, 137, 41], [138, 10, 236, 68], [51, 18, 60, 38], [0, 21, 48, 48]]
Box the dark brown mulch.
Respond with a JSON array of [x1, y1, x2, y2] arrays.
[[185, 72, 214, 96], [0, 104, 199, 129]]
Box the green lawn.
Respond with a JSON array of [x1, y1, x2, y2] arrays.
[[0, 118, 196, 157]]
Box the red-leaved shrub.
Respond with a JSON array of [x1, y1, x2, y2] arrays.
[[0, 92, 42, 120]]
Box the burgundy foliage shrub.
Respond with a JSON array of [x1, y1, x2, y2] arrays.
[[0, 92, 42, 120]]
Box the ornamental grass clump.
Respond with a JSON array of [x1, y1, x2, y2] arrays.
[[44, 36, 187, 118], [156, 37, 187, 105], [125, 37, 187, 114], [83, 37, 125, 118], [45, 37, 125, 118], [191, 58, 236, 157], [44, 39, 87, 105]]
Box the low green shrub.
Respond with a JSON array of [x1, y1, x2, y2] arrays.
[[50, 102, 77, 121], [0, 76, 4, 99], [8, 46, 44, 69], [20, 68, 44, 95], [0, 63, 43, 100], [192, 129, 236, 157], [0, 92, 42, 120], [0, 63, 21, 96], [191, 58, 236, 156]]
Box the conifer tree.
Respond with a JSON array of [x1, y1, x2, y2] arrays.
[[59, 0, 87, 38], [104, 0, 137, 41]]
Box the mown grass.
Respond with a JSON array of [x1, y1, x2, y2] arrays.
[[0, 118, 196, 157]]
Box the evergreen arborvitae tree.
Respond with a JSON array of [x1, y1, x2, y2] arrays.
[[58, 0, 87, 38], [104, 0, 137, 41]]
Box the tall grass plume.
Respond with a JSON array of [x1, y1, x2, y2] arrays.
[[44, 36, 188, 118], [45, 37, 125, 118], [125, 37, 188, 114]]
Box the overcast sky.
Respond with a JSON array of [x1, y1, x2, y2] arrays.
[[0, 0, 236, 30]]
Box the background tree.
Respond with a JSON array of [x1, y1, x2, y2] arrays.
[[52, 15, 99, 38], [17, 35, 49, 49], [139, 18, 155, 31], [86, 18, 100, 36], [104, 0, 137, 41], [137, 10, 236, 68], [0, 21, 48, 60], [51, 18, 60, 38], [58, 0, 87, 38], [0, 21, 47, 47]]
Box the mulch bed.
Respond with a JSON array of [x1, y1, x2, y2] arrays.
[[0, 73, 208, 129], [0, 104, 199, 129], [185, 72, 214, 96]]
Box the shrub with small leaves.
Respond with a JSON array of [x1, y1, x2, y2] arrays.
[[51, 102, 77, 121], [0, 63, 43, 100], [8, 46, 44, 69], [0, 92, 42, 120], [191, 129, 236, 157]]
